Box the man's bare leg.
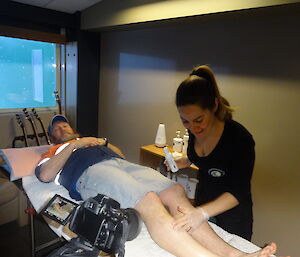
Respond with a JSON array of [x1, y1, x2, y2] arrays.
[[135, 191, 222, 257], [159, 184, 280, 257]]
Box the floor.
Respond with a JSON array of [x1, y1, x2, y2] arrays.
[[0, 216, 65, 257]]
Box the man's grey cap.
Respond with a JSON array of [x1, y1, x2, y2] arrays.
[[48, 114, 69, 135]]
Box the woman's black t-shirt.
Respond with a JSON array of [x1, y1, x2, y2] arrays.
[[187, 120, 255, 239]]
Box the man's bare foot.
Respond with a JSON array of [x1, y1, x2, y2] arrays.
[[243, 242, 277, 257]]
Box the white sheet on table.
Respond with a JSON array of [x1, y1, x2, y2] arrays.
[[23, 175, 261, 256]]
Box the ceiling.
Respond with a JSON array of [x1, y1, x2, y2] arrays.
[[11, 0, 104, 14]]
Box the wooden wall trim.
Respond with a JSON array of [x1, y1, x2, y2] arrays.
[[0, 24, 66, 44]]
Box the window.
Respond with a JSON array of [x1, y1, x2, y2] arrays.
[[0, 36, 59, 110]]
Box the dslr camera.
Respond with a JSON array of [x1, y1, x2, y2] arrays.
[[44, 194, 142, 257]]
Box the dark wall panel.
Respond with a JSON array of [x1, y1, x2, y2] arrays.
[[77, 30, 101, 137]]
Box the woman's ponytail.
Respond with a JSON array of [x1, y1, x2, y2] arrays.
[[187, 65, 234, 121]]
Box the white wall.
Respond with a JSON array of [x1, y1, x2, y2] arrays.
[[81, 0, 299, 29], [98, 11, 300, 256]]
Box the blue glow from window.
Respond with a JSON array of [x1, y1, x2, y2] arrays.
[[0, 36, 56, 109]]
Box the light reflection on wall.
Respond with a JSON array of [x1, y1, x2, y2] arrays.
[[118, 53, 175, 104]]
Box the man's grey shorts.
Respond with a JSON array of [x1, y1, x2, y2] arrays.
[[76, 158, 176, 208]]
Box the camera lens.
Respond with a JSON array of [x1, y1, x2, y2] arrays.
[[125, 208, 142, 241]]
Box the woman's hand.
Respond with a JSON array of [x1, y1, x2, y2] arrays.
[[172, 206, 209, 233], [165, 156, 190, 171]]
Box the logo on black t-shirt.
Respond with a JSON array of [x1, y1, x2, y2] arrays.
[[208, 168, 225, 177]]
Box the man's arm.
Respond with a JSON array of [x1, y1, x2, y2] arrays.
[[107, 142, 125, 159], [38, 137, 125, 182], [38, 142, 76, 182]]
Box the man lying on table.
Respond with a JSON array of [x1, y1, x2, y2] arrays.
[[35, 114, 280, 257]]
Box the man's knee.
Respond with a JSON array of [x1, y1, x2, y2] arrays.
[[159, 183, 185, 202], [136, 191, 160, 207], [143, 191, 160, 203], [134, 191, 163, 216]]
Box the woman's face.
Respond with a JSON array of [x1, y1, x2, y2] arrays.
[[177, 104, 217, 139]]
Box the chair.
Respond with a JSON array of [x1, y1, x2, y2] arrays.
[[0, 169, 28, 227]]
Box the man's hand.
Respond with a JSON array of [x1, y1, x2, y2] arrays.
[[70, 137, 125, 159], [71, 137, 107, 149], [172, 206, 209, 233]]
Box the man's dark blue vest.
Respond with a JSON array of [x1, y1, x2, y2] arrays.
[[59, 145, 122, 200]]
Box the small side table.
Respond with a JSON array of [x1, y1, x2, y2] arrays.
[[139, 144, 198, 205], [139, 144, 168, 169], [139, 144, 198, 171]]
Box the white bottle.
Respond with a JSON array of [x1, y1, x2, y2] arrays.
[[155, 123, 166, 147], [163, 147, 179, 173], [182, 129, 189, 155], [172, 130, 183, 152]]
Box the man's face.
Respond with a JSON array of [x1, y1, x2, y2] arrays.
[[51, 121, 76, 144]]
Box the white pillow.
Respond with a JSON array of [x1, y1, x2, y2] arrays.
[[0, 145, 51, 181]]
